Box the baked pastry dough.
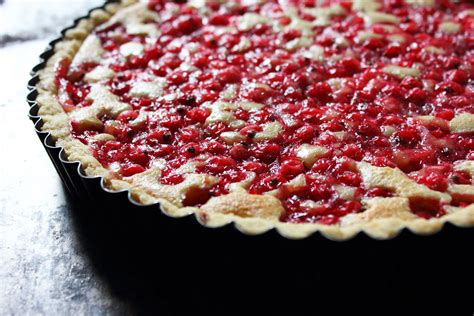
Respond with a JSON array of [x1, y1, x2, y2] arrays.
[[35, 0, 474, 239]]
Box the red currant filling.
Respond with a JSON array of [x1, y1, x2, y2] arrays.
[[58, 0, 474, 224]]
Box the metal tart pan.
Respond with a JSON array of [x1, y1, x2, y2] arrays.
[[24, 3, 474, 311]]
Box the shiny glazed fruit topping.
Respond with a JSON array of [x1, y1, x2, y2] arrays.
[[57, 0, 474, 224]]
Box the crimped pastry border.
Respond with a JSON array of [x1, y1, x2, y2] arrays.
[[29, 0, 474, 241]]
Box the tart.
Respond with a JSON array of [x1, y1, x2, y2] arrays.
[[35, 0, 474, 239]]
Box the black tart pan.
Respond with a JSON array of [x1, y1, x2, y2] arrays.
[[26, 2, 474, 312]]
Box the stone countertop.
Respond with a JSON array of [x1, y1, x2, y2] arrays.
[[0, 1, 132, 314], [1, 1, 474, 315]]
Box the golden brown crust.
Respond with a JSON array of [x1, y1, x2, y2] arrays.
[[201, 192, 284, 219], [33, 0, 474, 240]]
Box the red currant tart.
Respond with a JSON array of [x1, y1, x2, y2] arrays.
[[36, 0, 474, 239]]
